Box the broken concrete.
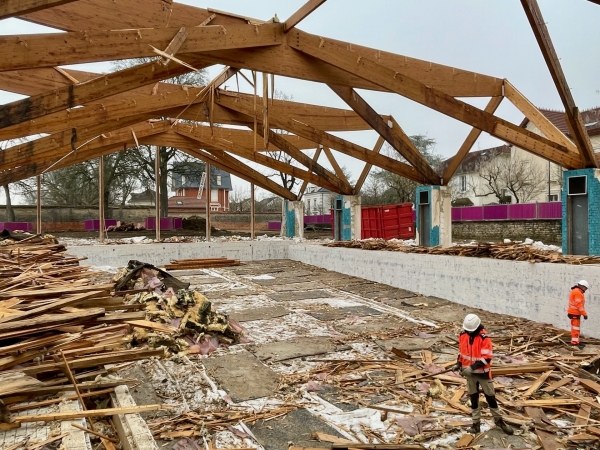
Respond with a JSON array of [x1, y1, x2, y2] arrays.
[[252, 336, 351, 362]]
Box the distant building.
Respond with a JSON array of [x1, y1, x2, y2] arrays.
[[303, 186, 333, 215], [169, 163, 232, 213], [128, 188, 155, 206]]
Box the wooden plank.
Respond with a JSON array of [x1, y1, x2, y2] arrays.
[[0, 0, 79, 19], [284, 0, 327, 32], [575, 404, 592, 427], [0, 23, 282, 72], [441, 96, 503, 183], [0, 283, 113, 299], [520, 0, 597, 167], [354, 136, 385, 193], [525, 407, 563, 450], [110, 384, 160, 450], [0, 308, 105, 333], [0, 290, 103, 324], [455, 434, 474, 448], [298, 147, 322, 198], [542, 377, 572, 392], [522, 370, 553, 398], [329, 84, 440, 184], [578, 378, 600, 395], [322, 146, 350, 189], [292, 29, 579, 169], [504, 80, 576, 151], [125, 320, 177, 334], [14, 404, 173, 422]]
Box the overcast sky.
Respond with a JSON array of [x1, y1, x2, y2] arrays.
[[1, 0, 599, 198]]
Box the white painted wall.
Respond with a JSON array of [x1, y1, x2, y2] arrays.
[[289, 244, 600, 338]]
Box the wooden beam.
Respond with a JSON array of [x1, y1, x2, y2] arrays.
[[284, 0, 327, 32], [20, 1, 502, 96], [520, 0, 597, 167], [441, 96, 503, 183], [218, 94, 426, 182], [159, 27, 188, 65], [0, 0, 78, 19], [0, 56, 212, 130], [0, 23, 282, 72], [258, 127, 352, 193], [354, 136, 385, 193], [298, 147, 323, 199], [0, 113, 166, 172], [321, 146, 350, 188], [291, 29, 581, 169], [504, 80, 576, 152], [172, 127, 339, 193], [329, 84, 440, 183]]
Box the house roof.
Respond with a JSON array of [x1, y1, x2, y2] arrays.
[[129, 188, 155, 202], [520, 106, 600, 137], [172, 163, 233, 190], [441, 144, 511, 175]]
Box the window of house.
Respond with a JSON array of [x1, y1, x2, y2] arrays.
[[459, 175, 467, 192], [176, 200, 183, 205], [211, 189, 218, 202], [216, 175, 222, 186], [313, 199, 317, 210], [211, 206, 219, 211], [548, 194, 559, 202], [181, 175, 187, 185]]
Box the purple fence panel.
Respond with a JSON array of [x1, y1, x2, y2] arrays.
[[84, 219, 118, 231], [537, 202, 562, 219], [146, 217, 175, 230], [508, 203, 536, 220], [452, 208, 462, 221], [0, 222, 33, 232], [483, 204, 508, 220], [459, 206, 484, 221], [173, 217, 183, 229], [304, 214, 331, 224], [268, 221, 281, 231]]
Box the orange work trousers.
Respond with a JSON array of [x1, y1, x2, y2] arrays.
[[569, 315, 581, 344]]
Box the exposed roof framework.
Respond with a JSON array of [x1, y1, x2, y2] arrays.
[[0, 0, 594, 201]]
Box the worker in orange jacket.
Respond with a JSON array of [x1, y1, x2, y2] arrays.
[[451, 314, 513, 435], [568, 280, 590, 347]]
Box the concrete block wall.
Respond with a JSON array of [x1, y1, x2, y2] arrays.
[[289, 244, 600, 338], [66, 241, 290, 267], [453, 219, 561, 244]]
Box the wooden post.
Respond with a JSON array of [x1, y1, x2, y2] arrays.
[[155, 145, 161, 241], [98, 155, 105, 243], [36, 175, 41, 234], [205, 163, 211, 241], [250, 183, 255, 239]]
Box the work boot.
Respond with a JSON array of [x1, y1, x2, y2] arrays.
[[467, 421, 481, 434], [495, 418, 514, 435]]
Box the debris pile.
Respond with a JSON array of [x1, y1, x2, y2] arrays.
[[114, 260, 243, 354], [105, 221, 146, 232], [326, 239, 600, 264]]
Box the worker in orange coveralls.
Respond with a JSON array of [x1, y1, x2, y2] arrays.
[[451, 314, 513, 435], [568, 280, 590, 347]]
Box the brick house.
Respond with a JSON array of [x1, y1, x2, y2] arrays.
[[168, 163, 232, 213]]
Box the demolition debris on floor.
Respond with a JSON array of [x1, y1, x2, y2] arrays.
[[2, 236, 600, 450]]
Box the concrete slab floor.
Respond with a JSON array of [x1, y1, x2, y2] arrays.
[[92, 258, 561, 450]]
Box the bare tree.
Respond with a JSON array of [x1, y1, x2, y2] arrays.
[[368, 136, 441, 204], [229, 185, 250, 212], [475, 152, 546, 203]]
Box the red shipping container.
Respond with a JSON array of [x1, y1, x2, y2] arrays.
[[360, 203, 415, 240]]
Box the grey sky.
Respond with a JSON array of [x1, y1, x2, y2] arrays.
[[0, 0, 598, 194]]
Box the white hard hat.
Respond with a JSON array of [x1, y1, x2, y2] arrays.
[[463, 313, 481, 332], [579, 280, 590, 289]]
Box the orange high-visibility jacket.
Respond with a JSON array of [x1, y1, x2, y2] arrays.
[[458, 328, 492, 376], [568, 286, 587, 316]]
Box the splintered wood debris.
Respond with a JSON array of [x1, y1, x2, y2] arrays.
[[164, 258, 242, 270], [325, 239, 600, 264]]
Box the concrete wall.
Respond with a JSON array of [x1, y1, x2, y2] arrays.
[[289, 244, 600, 338], [67, 240, 290, 267], [453, 219, 561, 244]]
